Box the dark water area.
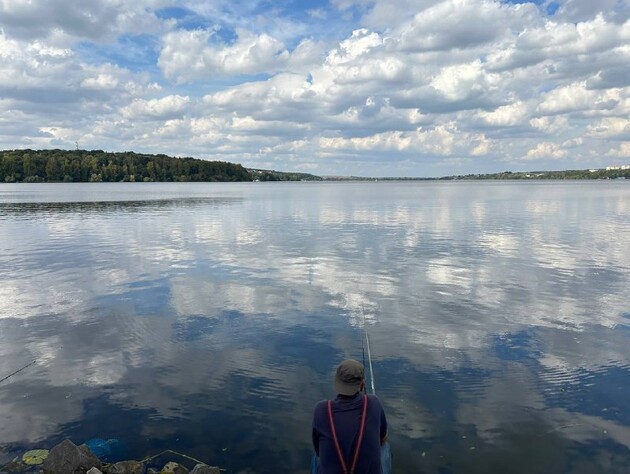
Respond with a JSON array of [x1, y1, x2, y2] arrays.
[[0, 181, 629, 473]]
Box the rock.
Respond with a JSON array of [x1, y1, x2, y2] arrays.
[[87, 468, 104, 474], [105, 460, 145, 474], [190, 464, 220, 474], [1, 457, 27, 473], [42, 439, 102, 474], [146, 469, 159, 474], [159, 462, 188, 474], [1, 456, 42, 474], [4, 466, 45, 473]]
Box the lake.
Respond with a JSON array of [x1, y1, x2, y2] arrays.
[[0, 181, 629, 473]]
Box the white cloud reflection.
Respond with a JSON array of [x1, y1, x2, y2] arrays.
[[0, 182, 629, 471]]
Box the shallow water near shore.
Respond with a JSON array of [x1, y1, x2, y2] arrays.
[[1, 181, 629, 473]]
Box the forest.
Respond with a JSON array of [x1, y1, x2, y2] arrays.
[[2, 149, 626, 183], [440, 169, 630, 180], [0, 149, 253, 183]]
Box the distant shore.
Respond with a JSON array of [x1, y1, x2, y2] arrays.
[[324, 168, 630, 181], [1, 149, 628, 183], [0, 149, 320, 184]]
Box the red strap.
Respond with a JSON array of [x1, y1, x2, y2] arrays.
[[327, 400, 348, 474], [327, 395, 369, 474], [350, 395, 369, 473]]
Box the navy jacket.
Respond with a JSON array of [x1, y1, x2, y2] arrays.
[[312, 392, 387, 473]]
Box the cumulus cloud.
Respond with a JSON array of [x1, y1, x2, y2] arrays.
[[606, 142, 630, 158], [318, 123, 488, 157], [0, 0, 168, 42], [529, 115, 570, 134], [587, 117, 630, 138], [81, 73, 120, 90], [158, 28, 322, 82], [553, 0, 628, 23], [326, 28, 383, 65], [479, 101, 530, 127], [159, 30, 288, 80], [0, 0, 629, 175], [393, 0, 519, 53], [122, 95, 191, 120], [525, 142, 569, 160], [430, 61, 488, 102], [537, 82, 623, 115]]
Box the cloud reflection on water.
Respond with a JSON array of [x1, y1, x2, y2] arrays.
[[0, 182, 629, 472]]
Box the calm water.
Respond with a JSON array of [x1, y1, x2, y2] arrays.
[[0, 181, 629, 473]]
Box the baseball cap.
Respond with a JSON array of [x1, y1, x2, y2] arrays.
[[334, 359, 365, 395]]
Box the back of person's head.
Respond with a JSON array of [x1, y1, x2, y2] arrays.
[[334, 359, 364, 395]]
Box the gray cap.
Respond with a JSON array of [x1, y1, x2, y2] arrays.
[[334, 359, 365, 396]]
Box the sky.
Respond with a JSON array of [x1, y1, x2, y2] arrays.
[[0, 0, 628, 177]]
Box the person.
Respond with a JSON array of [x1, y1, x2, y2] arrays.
[[311, 359, 390, 474]]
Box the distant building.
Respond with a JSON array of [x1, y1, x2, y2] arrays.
[[606, 165, 630, 170]]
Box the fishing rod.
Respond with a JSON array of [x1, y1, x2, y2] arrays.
[[361, 306, 376, 395], [0, 360, 37, 385]]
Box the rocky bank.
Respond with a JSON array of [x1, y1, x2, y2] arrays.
[[0, 439, 221, 474]]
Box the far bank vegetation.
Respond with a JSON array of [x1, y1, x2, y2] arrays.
[[0, 149, 321, 183], [0, 149, 256, 183]]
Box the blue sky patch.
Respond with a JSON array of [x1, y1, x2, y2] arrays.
[[76, 35, 160, 74], [501, 0, 546, 4], [546, 2, 559, 15], [501, 0, 558, 15]]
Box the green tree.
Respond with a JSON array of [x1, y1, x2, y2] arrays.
[[23, 153, 37, 178], [0, 149, 256, 182], [147, 161, 156, 181], [45, 156, 62, 181], [1, 153, 16, 182]]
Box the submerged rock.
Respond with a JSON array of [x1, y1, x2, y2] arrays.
[[159, 462, 188, 474], [42, 439, 102, 474], [1, 457, 27, 474], [104, 460, 145, 474], [1, 440, 222, 474], [190, 465, 220, 474], [107, 460, 145, 474]]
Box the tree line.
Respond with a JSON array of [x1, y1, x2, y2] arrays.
[[440, 169, 630, 180], [0, 149, 253, 183]]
